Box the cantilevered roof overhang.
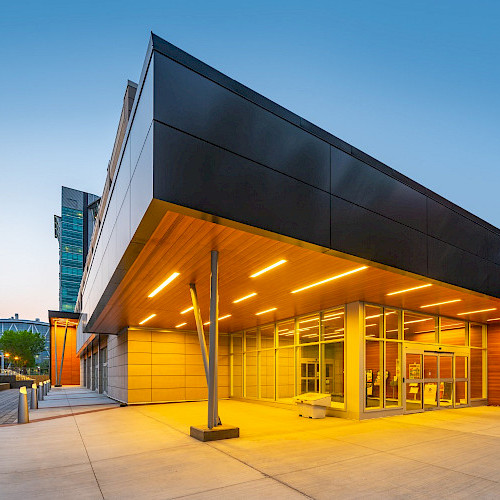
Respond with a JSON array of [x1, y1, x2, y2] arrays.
[[89, 204, 500, 335]]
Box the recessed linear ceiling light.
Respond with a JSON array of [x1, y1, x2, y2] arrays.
[[256, 307, 277, 315], [148, 272, 180, 298], [386, 284, 432, 296], [487, 318, 500, 322], [175, 322, 187, 328], [139, 314, 156, 325], [203, 314, 232, 326], [365, 323, 377, 327], [233, 293, 257, 303], [291, 266, 368, 294], [250, 260, 287, 278], [181, 306, 194, 314], [420, 299, 462, 308], [457, 308, 497, 316]]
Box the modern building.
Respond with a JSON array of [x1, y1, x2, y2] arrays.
[[54, 186, 100, 311], [0, 313, 50, 366], [74, 33, 500, 421]]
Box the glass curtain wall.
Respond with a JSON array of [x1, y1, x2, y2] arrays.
[[364, 303, 488, 411], [231, 307, 345, 409]]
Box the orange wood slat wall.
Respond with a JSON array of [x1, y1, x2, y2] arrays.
[[487, 323, 500, 405], [51, 324, 80, 385]]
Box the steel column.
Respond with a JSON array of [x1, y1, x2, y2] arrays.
[[207, 250, 219, 429], [189, 283, 209, 382]]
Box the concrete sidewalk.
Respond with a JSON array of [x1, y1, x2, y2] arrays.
[[1, 401, 500, 498]]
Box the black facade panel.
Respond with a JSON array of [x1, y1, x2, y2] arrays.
[[487, 232, 500, 266], [427, 237, 489, 294], [153, 52, 330, 192], [486, 262, 500, 297], [331, 147, 427, 233], [153, 122, 330, 248], [330, 196, 428, 276], [427, 198, 490, 260]]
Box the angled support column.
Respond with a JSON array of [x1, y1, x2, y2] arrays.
[[208, 250, 219, 429], [190, 284, 209, 382]]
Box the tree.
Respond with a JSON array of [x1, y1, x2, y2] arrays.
[[0, 330, 46, 367]]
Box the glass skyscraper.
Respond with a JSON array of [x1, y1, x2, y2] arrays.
[[54, 187, 99, 312]]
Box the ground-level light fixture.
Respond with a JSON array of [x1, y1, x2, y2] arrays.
[[250, 260, 287, 278], [233, 292, 257, 303], [139, 313, 156, 325], [386, 284, 432, 296], [256, 308, 277, 315], [291, 266, 368, 294], [148, 272, 180, 298]]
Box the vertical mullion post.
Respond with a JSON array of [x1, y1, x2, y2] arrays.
[[208, 250, 219, 429]]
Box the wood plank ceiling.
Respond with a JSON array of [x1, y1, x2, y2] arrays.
[[93, 211, 500, 334]]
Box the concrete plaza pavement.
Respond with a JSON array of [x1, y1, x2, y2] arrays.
[[1, 396, 500, 499]]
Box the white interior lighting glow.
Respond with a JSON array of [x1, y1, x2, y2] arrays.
[[457, 308, 497, 316], [148, 272, 180, 298], [203, 314, 232, 326], [181, 306, 194, 314], [420, 299, 462, 308], [291, 266, 368, 294], [175, 322, 187, 328]]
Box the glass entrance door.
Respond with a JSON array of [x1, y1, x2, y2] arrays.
[[405, 351, 467, 413]]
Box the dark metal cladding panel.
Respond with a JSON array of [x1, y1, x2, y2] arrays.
[[331, 147, 427, 233], [153, 52, 330, 191], [486, 262, 500, 297], [153, 122, 330, 248], [427, 198, 490, 260], [330, 196, 428, 276], [487, 232, 500, 266], [427, 237, 489, 294]]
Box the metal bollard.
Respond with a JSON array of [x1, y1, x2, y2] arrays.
[[18, 387, 29, 424], [30, 383, 38, 409], [44, 381, 48, 396], [49, 380, 51, 390], [48, 380, 51, 391], [38, 382, 44, 401]]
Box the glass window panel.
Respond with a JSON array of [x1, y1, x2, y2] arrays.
[[440, 355, 453, 379], [277, 347, 295, 400], [455, 381, 468, 405], [260, 348, 275, 400], [322, 309, 344, 341], [385, 309, 399, 340], [365, 340, 382, 408], [440, 318, 466, 346], [232, 335, 243, 398], [439, 381, 453, 407], [406, 353, 422, 380], [298, 315, 320, 344], [404, 312, 436, 342], [424, 354, 438, 379], [323, 342, 344, 405], [385, 342, 401, 407], [260, 324, 275, 349], [406, 383, 422, 411], [456, 356, 468, 379], [245, 329, 257, 351], [424, 382, 438, 409], [365, 305, 382, 339], [245, 351, 258, 398], [298, 344, 319, 394], [277, 320, 295, 347], [470, 349, 484, 399], [470, 324, 484, 348]]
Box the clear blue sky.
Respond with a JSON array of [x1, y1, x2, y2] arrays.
[[1, 0, 499, 320]]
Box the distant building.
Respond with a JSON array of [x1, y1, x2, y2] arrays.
[[0, 313, 50, 364], [54, 187, 99, 312]]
